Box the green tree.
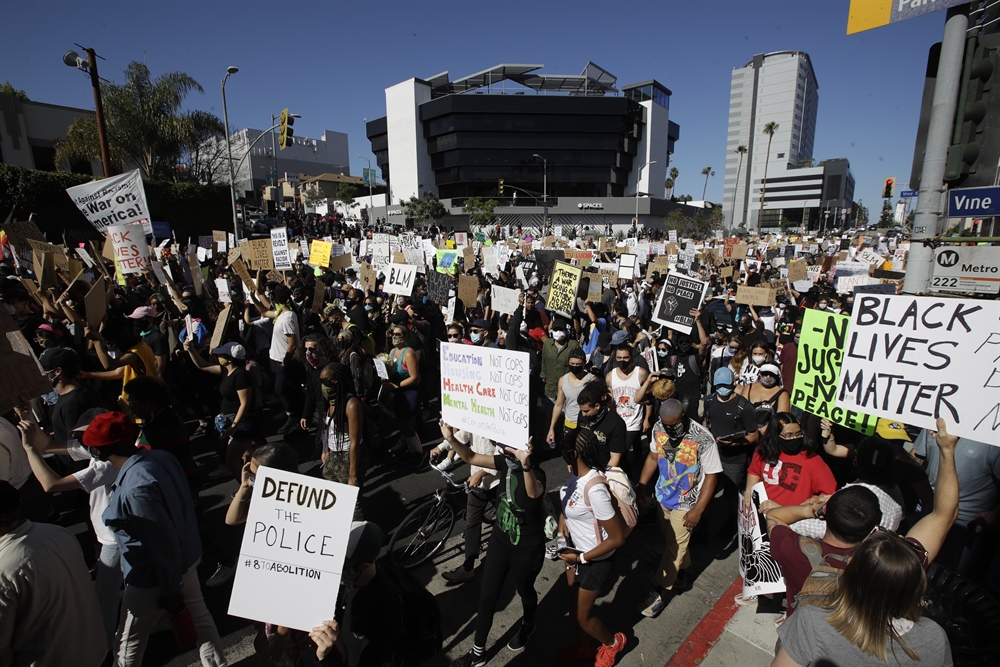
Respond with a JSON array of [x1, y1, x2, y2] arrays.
[[463, 196, 498, 230], [779, 216, 796, 230], [878, 199, 894, 227], [336, 183, 358, 219], [402, 191, 448, 225], [54, 62, 223, 181], [758, 121, 779, 230], [664, 177, 674, 198], [700, 166, 715, 200], [666, 167, 679, 198], [855, 201, 869, 228], [0, 82, 29, 101], [730, 145, 747, 230]]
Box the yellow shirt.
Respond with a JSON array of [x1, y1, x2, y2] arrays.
[[121, 342, 159, 401]]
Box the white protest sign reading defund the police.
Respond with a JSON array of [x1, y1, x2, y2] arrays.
[[836, 294, 1000, 445], [383, 263, 416, 296], [65, 169, 153, 235], [228, 467, 358, 631], [440, 342, 530, 449]]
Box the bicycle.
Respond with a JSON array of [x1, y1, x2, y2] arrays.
[[387, 463, 496, 569]]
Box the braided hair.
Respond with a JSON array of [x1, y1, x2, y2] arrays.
[[567, 428, 606, 473]]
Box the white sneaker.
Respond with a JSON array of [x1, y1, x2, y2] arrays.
[[206, 564, 236, 588]]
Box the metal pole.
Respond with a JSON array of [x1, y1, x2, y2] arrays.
[[903, 6, 969, 294], [359, 155, 373, 223], [221, 72, 239, 241], [543, 158, 547, 204], [272, 112, 278, 198], [85, 48, 113, 177]]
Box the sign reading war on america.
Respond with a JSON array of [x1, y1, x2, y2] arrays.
[[440, 342, 530, 449], [836, 295, 1000, 445]]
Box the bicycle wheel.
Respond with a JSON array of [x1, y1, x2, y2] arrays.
[[388, 498, 456, 568]]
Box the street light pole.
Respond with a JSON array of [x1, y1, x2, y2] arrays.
[[635, 160, 657, 230], [358, 155, 374, 222], [62, 47, 112, 177], [221, 66, 239, 241]]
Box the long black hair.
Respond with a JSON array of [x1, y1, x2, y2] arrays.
[[565, 428, 605, 473], [322, 362, 354, 439], [757, 412, 819, 465]]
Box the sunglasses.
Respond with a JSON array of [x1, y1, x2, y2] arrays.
[[447, 334, 462, 339]]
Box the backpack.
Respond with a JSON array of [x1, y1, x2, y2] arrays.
[[791, 534, 850, 610], [378, 562, 443, 660], [583, 467, 639, 541], [345, 322, 377, 357]]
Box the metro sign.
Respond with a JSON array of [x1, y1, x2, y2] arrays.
[[947, 186, 1000, 218]]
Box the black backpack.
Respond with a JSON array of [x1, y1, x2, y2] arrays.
[[379, 562, 443, 661]]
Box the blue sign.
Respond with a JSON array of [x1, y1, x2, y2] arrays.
[[150, 220, 171, 239], [947, 186, 1000, 218], [899, 190, 918, 198]]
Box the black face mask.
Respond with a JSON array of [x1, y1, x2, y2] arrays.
[[780, 435, 805, 455], [675, 341, 691, 355], [586, 406, 607, 424], [664, 417, 688, 442], [738, 322, 751, 334]]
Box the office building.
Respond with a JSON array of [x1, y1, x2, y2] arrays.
[[0, 93, 100, 174]]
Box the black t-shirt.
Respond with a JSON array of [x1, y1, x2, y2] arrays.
[[346, 305, 370, 332], [493, 453, 545, 549], [219, 367, 252, 415], [705, 393, 757, 442], [140, 329, 169, 357], [579, 408, 627, 469], [739, 325, 768, 351], [51, 385, 100, 442], [349, 568, 409, 665]]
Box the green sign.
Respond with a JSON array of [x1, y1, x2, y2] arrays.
[[474, 231, 486, 243], [363, 168, 376, 186], [792, 309, 876, 435]]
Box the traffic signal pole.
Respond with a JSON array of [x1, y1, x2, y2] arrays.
[[903, 5, 969, 294]]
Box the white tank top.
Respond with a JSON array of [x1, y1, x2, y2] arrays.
[[611, 366, 644, 432]]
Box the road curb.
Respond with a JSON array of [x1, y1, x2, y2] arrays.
[[663, 577, 743, 667]]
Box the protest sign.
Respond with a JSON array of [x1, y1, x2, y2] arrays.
[[360, 263, 377, 293], [270, 228, 292, 271], [0, 308, 52, 416], [651, 271, 708, 334], [1, 219, 45, 267], [738, 483, 785, 599], [215, 278, 232, 303], [228, 467, 358, 632], [85, 275, 107, 330], [212, 230, 227, 245], [836, 275, 874, 294], [836, 295, 1000, 444], [857, 247, 885, 267], [440, 342, 530, 448], [546, 262, 583, 315], [311, 278, 326, 314], [458, 275, 479, 306], [491, 285, 520, 315], [481, 246, 499, 277], [26, 239, 69, 274], [618, 253, 637, 279], [107, 224, 151, 274], [328, 253, 353, 272], [787, 260, 808, 283], [435, 249, 459, 275], [455, 232, 467, 247], [533, 249, 565, 279], [735, 285, 775, 307], [65, 169, 152, 235], [462, 246, 476, 269], [245, 239, 274, 271], [371, 242, 391, 274], [230, 258, 255, 292], [383, 263, 416, 296], [426, 270, 451, 304], [792, 310, 876, 435], [210, 304, 232, 349], [668, 230, 678, 243], [854, 283, 898, 295], [723, 238, 737, 258], [310, 240, 332, 268]]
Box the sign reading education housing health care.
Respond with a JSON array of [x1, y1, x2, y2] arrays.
[[836, 295, 1000, 445], [228, 467, 358, 631], [440, 342, 530, 449], [66, 169, 153, 236]]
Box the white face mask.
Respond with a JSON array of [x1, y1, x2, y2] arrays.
[[752, 355, 766, 365], [396, 297, 406, 307], [552, 330, 567, 342], [520, 321, 528, 333]]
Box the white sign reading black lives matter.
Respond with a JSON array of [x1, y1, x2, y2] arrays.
[[65, 169, 153, 236], [651, 270, 708, 334], [440, 342, 530, 449], [836, 294, 1000, 445], [228, 467, 358, 631]]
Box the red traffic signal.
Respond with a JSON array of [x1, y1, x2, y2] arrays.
[[882, 177, 895, 199]]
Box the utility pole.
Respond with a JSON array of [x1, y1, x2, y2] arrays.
[[83, 49, 113, 177]]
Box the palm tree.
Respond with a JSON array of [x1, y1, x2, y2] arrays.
[[731, 145, 747, 229], [758, 122, 779, 230], [700, 166, 715, 200], [666, 167, 679, 198], [664, 178, 674, 198], [55, 62, 223, 181]]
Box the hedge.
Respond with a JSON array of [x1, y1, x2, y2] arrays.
[[0, 164, 232, 246]]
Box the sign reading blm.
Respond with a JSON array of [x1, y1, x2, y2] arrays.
[[440, 342, 530, 449], [228, 467, 358, 631], [651, 271, 708, 334], [836, 295, 1000, 445]]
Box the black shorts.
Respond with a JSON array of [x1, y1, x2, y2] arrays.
[[574, 555, 615, 592]]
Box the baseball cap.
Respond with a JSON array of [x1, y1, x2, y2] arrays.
[[714, 367, 734, 386], [388, 311, 410, 325], [610, 330, 629, 346], [345, 521, 385, 564], [471, 318, 496, 332], [39, 347, 79, 373], [127, 306, 158, 320], [759, 363, 781, 377], [72, 407, 111, 433], [82, 412, 137, 448], [345, 268, 357, 276], [875, 418, 911, 442], [211, 342, 246, 360], [597, 331, 613, 349]]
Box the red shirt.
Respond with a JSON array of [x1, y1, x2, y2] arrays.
[[770, 525, 852, 617], [748, 450, 836, 507]]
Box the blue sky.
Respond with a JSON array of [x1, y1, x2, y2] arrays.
[[1, 0, 947, 211]]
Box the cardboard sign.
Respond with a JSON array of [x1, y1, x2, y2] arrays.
[[211, 304, 232, 349], [310, 240, 332, 269], [491, 285, 520, 316], [311, 278, 326, 314], [215, 278, 232, 303], [440, 342, 531, 448], [791, 310, 876, 435], [228, 467, 358, 632], [212, 230, 227, 244], [383, 263, 416, 297], [651, 271, 708, 334], [0, 308, 52, 415], [787, 261, 808, 283], [720, 265, 734, 279], [230, 258, 256, 292], [618, 253, 637, 279], [835, 296, 1000, 444], [245, 239, 274, 271], [458, 275, 479, 307], [735, 285, 775, 307], [462, 246, 476, 268], [546, 262, 582, 315], [857, 247, 885, 268], [329, 254, 353, 272], [107, 224, 151, 274], [65, 169, 152, 235], [738, 483, 786, 598], [85, 275, 107, 329], [270, 228, 292, 271], [723, 238, 737, 258], [360, 263, 377, 294], [1, 219, 45, 266]]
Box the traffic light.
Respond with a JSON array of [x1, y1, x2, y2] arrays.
[[498, 179, 505, 196], [278, 108, 295, 150], [882, 177, 895, 199], [945, 36, 996, 183]]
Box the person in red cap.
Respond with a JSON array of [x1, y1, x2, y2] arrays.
[[84, 412, 225, 667], [126, 306, 168, 375]]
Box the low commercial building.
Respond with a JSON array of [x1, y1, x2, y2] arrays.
[[0, 92, 100, 174]]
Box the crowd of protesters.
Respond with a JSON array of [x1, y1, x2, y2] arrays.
[[0, 214, 996, 667]]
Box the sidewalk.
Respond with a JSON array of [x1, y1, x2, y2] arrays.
[[664, 578, 780, 667]]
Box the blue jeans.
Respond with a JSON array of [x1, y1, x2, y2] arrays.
[[96, 542, 123, 653]]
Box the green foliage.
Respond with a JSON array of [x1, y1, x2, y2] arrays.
[[402, 191, 448, 225], [779, 216, 796, 230], [0, 163, 229, 244], [878, 199, 894, 227], [856, 201, 869, 227], [336, 183, 358, 206], [463, 196, 498, 228], [664, 206, 718, 240], [0, 82, 29, 101]]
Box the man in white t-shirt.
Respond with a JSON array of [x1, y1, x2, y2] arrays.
[[251, 283, 302, 435]]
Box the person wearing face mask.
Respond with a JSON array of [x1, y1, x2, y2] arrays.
[[319, 363, 369, 518], [657, 333, 703, 423], [745, 413, 835, 509], [299, 334, 337, 432], [606, 345, 650, 476], [469, 318, 498, 348], [385, 325, 424, 463], [737, 362, 790, 435], [577, 380, 628, 469], [127, 306, 168, 376], [541, 316, 580, 440], [636, 399, 722, 618], [734, 311, 767, 350], [547, 349, 594, 450], [343, 288, 370, 332], [737, 341, 773, 386]]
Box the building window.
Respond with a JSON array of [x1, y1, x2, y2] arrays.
[[777, 153, 785, 158], [31, 146, 57, 172]]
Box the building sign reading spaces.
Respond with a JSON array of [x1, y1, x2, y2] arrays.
[[228, 467, 358, 632], [65, 169, 153, 235], [929, 246, 1000, 295], [440, 343, 530, 449], [836, 295, 1000, 444], [577, 203, 604, 210]]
